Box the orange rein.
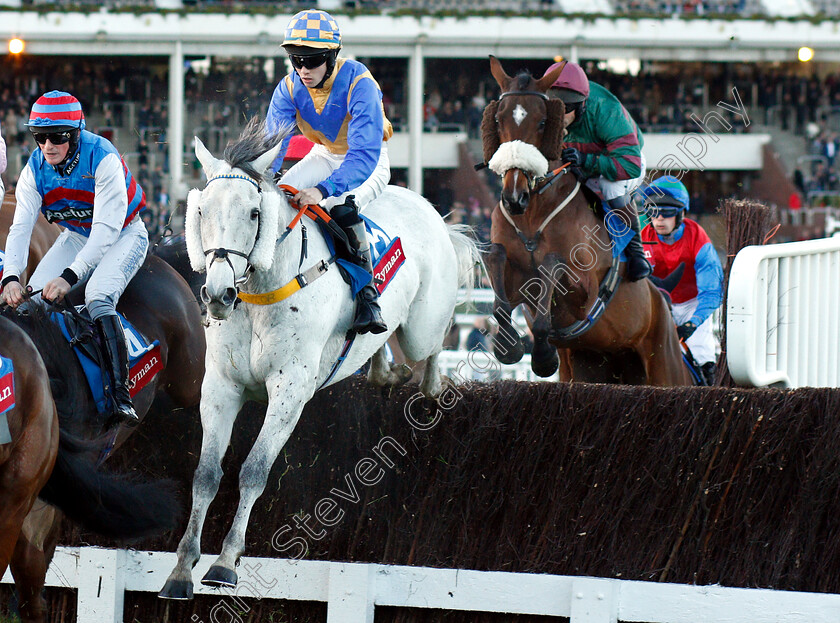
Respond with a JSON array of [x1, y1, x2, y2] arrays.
[[535, 162, 571, 193], [278, 184, 333, 229]]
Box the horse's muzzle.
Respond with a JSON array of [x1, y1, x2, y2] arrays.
[[201, 285, 238, 317], [502, 191, 530, 216]]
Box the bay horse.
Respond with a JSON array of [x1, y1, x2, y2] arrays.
[[0, 193, 61, 283], [159, 119, 480, 599], [483, 57, 690, 386], [0, 303, 184, 622], [0, 209, 205, 623]]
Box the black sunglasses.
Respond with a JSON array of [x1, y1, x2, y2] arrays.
[[289, 53, 330, 70], [31, 131, 73, 146], [647, 206, 681, 219]]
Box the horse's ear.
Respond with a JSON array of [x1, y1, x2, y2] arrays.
[[249, 187, 281, 271], [541, 98, 566, 161], [194, 137, 220, 178], [537, 60, 567, 93], [489, 55, 511, 91], [250, 141, 284, 179], [185, 188, 206, 273], [481, 100, 501, 164]]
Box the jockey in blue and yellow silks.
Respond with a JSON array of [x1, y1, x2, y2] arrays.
[[2, 91, 148, 428], [266, 9, 391, 335]]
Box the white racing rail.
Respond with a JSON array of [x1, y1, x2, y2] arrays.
[[727, 236, 840, 388], [3, 547, 840, 623]]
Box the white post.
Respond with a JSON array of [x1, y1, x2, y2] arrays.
[[76, 547, 125, 623], [570, 577, 618, 623], [408, 38, 425, 195], [168, 40, 185, 204], [326, 562, 375, 623]]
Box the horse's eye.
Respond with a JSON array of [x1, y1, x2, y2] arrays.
[[538, 119, 546, 129], [250, 208, 259, 221]]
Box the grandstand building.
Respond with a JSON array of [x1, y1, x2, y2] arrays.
[[0, 0, 837, 240]]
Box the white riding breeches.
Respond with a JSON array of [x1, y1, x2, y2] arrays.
[[280, 144, 391, 211], [586, 152, 647, 201], [671, 298, 717, 366], [29, 218, 149, 319]]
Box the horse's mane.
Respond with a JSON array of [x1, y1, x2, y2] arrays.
[[223, 117, 292, 182], [2, 306, 92, 427]]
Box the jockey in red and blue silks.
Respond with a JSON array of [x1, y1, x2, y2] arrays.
[[266, 9, 392, 335], [640, 175, 724, 384], [2, 91, 148, 428]]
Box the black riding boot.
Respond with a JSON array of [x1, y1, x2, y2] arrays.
[[607, 195, 652, 282], [95, 314, 139, 428], [331, 197, 387, 335], [701, 361, 716, 386]]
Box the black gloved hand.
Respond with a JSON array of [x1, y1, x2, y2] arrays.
[[561, 147, 585, 167], [677, 321, 697, 341]]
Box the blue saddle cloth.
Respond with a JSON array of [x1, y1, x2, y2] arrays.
[[51, 309, 161, 414], [601, 202, 635, 261], [322, 214, 405, 297]]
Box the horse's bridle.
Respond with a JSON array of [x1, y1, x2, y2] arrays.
[[201, 173, 264, 286], [496, 90, 552, 193]]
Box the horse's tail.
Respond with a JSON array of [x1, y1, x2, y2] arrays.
[[447, 223, 485, 302], [39, 429, 179, 539]]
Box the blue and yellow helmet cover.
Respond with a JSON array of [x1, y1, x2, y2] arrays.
[[283, 10, 341, 50]]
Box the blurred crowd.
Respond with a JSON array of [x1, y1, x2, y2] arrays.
[[611, 0, 755, 14], [34, 0, 833, 17], [2, 51, 840, 237]]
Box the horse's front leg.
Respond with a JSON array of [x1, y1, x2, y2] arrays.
[[485, 243, 525, 365], [526, 253, 569, 378], [159, 368, 244, 600], [202, 368, 312, 588]]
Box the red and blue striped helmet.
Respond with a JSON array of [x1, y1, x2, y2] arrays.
[[27, 90, 86, 131]]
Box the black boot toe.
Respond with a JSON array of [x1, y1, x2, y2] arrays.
[[628, 256, 652, 282]]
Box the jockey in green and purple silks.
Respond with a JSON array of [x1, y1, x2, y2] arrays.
[[542, 61, 651, 282], [267, 9, 392, 335]]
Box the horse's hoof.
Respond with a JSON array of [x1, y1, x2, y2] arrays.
[[391, 363, 413, 385], [494, 339, 524, 365], [201, 565, 238, 588], [531, 351, 559, 378], [158, 579, 194, 600]]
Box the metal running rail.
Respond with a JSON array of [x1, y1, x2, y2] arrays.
[[727, 236, 840, 388]]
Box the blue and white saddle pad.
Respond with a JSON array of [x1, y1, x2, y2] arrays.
[[0, 355, 14, 444], [322, 214, 405, 298], [51, 309, 162, 415]]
